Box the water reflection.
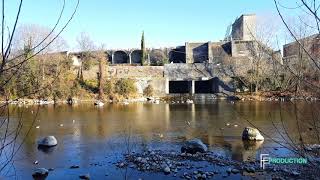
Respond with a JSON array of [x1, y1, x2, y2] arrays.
[[1, 101, 319, 178]]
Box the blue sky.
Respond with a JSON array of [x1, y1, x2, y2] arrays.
[[5, 0, 297, 50]]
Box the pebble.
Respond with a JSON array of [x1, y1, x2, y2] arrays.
[[231, 168, 240, 174], [226, 168, 232, 173], [245, 167, 255, 173], [163, 166, 170, 174], [119, 163, 125, 168], [292, 171, 300, 176]]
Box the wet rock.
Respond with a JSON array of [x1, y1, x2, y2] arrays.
[[67, 97, 78, 105], [231, 168, 240, 174], [242, 127, 264, 141], [32, 168, 49, 180], [163, 166, 170, 174], [79, 173, 90, 180], [245, 167, 255, 173], [70, 165, 79, 169], [226, 168, 232, 174], [181, 139, 207, 154], [48, 168, 54, 171], [119, 162, 125, 168], [94, 100, 104, 107], [291, 171, 300, 176], [186, 99, 194, 104], [37, 136, 57, 147]]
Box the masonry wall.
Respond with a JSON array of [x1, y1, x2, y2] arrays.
[[185, 43, 209, 63]]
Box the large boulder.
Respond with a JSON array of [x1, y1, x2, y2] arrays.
[[32, 168, 49, 180], [37, 136, 58, 147], [181, 138, 208, 154], [242, 127, 264, 141]]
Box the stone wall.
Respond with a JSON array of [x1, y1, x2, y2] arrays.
[[82, 66, 164, 80], [185, 42, 209, 63], [164, 63, 217, 80]]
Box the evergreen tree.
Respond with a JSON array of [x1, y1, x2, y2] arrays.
[[141, 31, 147, 65]]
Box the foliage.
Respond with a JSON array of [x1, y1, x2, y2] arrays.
[[141, 31, 148, 66], [80, 79, 98, 93], [114, 79, 137, 97], [103, 80, 113, 95]]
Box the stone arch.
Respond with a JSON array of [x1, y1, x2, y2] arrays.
[[130, 50, 142, 64], [113, 50, 129, 64], [150, 49, 167, 65]]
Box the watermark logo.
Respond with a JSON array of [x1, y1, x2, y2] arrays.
[[260, 154, 270, 169], [260, 154, 308, 169]]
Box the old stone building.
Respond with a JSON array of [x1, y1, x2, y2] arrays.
[[283, 33, 320, 62], [68, 13, 278, 97]]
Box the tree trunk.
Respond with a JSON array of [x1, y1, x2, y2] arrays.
[[98, 56, 104, 100]]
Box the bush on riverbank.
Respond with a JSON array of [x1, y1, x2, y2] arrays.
[[114, 79, 137, 97]]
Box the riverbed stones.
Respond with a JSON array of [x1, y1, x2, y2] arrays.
[[181, 138, 208, 154], [37, 136, 57, 147], [242, 127, 264, 141], [32, 168, 49, 179], [163, 166, 170, 174]]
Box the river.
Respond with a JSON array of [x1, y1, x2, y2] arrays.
[[0, 101, 318, 179]]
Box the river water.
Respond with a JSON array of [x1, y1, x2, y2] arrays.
[[0, 101, 318, 179]]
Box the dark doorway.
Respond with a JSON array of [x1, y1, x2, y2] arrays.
[[169, 81, 190, 93], [195, 80, 213, 94]]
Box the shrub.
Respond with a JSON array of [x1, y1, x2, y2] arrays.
[[143, 84, 154, 97], [114, 79, 137, 96], [82, 59, 96, 70], [103, 80, 113, 95], [80, 79, 98, 93]]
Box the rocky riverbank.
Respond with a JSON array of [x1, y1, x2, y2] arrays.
[[114, 148, 319, 180]]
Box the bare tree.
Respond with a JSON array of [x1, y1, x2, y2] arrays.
[[76, 31, 95, 80], [0, 0, 79, 175]]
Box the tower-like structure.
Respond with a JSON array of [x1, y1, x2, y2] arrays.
[[231, 14, 256, 41]]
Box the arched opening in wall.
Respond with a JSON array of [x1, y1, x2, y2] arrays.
[[169, 48, 186, 63], [195, 80, 214, 94], [169, 81, 190, 93], [113, 51, 129, 64], [131, 50, 142, 64], [150, 49, 167, 66]]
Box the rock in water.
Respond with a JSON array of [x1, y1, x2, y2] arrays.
[[242, 127, 264, 141], [163, 166, 171, 174], [181, 138, 208, 154], [94, 100, 104, 107], [79, 174, 90, 180], [37, 136, 58, 147], [32, 168, 49, 179]]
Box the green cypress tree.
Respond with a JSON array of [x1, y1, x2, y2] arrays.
[[141, 31, 147, 65]]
